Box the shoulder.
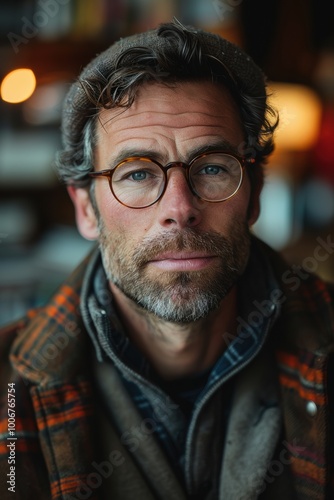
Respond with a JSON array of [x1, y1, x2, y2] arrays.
[[255, 236, 334, 304], [0, 310, 39, 387], [254, 237, 334, 350], [0, 310, 39, 357]]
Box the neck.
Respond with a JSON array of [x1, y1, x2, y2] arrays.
[[109, 282, 237, 380]]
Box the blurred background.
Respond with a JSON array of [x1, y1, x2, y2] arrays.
[[0, 0, 333, 325]]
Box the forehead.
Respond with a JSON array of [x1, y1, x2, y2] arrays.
[[95, 80, 244, 163]]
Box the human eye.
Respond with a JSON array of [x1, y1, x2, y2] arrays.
[[192, 154, 240, 179], [198, 164, 226, 176], [127, 169, 151, 182], [114, 161, 160, 184]]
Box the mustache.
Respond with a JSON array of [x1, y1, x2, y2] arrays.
[[132, 229, 235, 266]]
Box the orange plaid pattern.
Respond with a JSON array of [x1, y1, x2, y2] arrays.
[[0, 244, 333, 499]]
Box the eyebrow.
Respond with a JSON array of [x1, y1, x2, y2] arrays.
[[188, 140, 241, 159], [107, 148, 164, 168], [106, 139, 241, 169]]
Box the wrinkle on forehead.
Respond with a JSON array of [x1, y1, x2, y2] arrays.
[[95, 81, 245, 164], [98, 80, 242, 130], [100, 111, 236, 136]]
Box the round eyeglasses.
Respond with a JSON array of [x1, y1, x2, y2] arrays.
[[89, 151, 254, 209]]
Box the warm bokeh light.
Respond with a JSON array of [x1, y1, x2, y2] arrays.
[[1, 68, 36, 104], [268, 82, 322, 151]]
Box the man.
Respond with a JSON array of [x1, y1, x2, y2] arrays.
[[0, 20, 333, 500]]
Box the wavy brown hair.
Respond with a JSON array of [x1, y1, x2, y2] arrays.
[[56, 21, 278, 192]]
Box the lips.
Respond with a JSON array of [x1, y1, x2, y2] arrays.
[[132, 229, 226, 271], [148, 252, 218, 271]]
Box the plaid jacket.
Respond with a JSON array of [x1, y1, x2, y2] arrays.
[[0, 244, 333, 499]]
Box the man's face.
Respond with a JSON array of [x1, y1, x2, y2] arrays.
[[73, 81, 261, 323]]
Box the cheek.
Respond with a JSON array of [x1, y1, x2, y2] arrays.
[[96, 184, 151, 236], [95, 182, 118, 225], [210, 181, 252, 228]]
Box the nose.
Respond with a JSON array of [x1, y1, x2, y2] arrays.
[[157, 167, 203, 229]]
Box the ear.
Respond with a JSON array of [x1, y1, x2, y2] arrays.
[[67, 186, 99, 240]]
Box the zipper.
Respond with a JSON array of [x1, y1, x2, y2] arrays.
[[184, 308, 278, 493], [99, 303, 279, 495]]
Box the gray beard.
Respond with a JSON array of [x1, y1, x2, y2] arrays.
[[99, 223, 251, 324]]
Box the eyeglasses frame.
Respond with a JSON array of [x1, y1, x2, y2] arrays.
[[88, 150, 255, 209]]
